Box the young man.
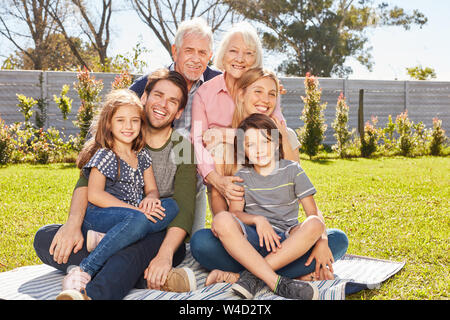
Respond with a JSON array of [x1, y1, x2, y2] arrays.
[[34, 69, 198, 299]]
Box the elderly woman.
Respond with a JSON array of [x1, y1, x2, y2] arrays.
[[190, 22, 286, 203]]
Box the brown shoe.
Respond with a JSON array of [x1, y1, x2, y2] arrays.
[[161, 267, 197, 293], [205, 269, 240, 286], [56, 288, 91, 300]]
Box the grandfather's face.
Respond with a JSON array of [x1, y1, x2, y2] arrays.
[[172, 33, 212, 82]]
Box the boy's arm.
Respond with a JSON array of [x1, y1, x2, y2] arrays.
[[300, 195, 328, 241]]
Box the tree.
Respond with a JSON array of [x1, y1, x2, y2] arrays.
[[406, 65, 437, 80], [2, 33, 98, 70], [0, 0, 61, 70], [224, 0, 427, 77], [130, 0, 239, 57], [47, 0, 113, 71]]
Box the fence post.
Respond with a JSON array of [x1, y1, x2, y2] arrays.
[[404, 80, 409, 111], [358, 89, 364, 138]]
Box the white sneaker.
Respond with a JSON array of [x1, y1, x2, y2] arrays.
[[62, 266, 91, 291]]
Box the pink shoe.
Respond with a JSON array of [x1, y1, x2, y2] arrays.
[[86, 230, 105, 252], [62, 266, 91, 291]]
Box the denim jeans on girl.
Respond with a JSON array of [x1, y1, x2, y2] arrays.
[[190, 226, 348, 279], [79, 198, 178, 277]]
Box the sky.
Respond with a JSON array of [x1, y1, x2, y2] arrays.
[[2, 0, 449, 81], [107, 0, 450, 81]]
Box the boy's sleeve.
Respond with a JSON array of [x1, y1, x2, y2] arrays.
[[169, 136, 197, 242], [293, 163, 317, 200]]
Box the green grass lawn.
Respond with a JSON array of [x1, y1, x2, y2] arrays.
[[0, 157, 449, 299]]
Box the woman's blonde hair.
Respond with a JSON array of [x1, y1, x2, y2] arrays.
[[213, 21, 263, 71], [76, 89, 147, 170], [231, 67, 280, 128]]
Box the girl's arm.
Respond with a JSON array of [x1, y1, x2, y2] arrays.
[[88, 167, 138, 210], [140, 166, 164, 222]]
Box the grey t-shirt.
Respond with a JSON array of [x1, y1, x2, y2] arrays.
[[235, 159, 316, 233], [82, 148, 153, 208]]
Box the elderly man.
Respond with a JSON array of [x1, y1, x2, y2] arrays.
[[33, 18, 219, 300]]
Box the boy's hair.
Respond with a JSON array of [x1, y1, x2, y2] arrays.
[[232, 67, 280, 128], [143, 68, 188, 111], [235, 113, 284, 168], [76, 89, 146, 170]]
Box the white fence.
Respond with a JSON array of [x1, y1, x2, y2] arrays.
[[0, 70, 449, 145]]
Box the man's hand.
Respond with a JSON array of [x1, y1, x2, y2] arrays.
[[49, 222, 84, 264], [144, 253, 173, 290]]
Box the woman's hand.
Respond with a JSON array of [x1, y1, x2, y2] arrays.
[[253, 216, 282, 253], [139, 197, 165, 223], [305, 238, 334, 280], [203, 127, 236, 151], [270, 115, 288, 136], [206, 171, 244, 202]]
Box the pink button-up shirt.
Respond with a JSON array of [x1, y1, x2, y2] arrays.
[[191, 73, 285, 179]]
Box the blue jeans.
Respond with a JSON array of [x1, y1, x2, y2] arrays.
[[190, 227, 349, 279], [79, 198, 178, 277]]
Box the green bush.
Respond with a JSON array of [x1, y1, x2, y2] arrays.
[[298, 73, 327, 159], [332, 93, 354, 158], [360, 117, 379, 158], [430, 117, 447, 156]]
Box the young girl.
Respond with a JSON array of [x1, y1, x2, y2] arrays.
[[210, 113, 334, 300], [57, 89, 179, 299]]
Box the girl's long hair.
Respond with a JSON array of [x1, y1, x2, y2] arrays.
[[234, 113, 284, 168], [76, 89, 147, 171], [231, 67, 280, 129]]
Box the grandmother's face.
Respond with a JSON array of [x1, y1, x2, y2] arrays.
[[222, 33, 257, 80]]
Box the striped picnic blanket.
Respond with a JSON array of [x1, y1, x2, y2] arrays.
[[0, 246, 404, 300]]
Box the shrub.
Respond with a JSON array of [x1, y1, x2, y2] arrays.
[[429, 118, 447, 156], [0, 119, 13, 165], [395, 111, 415, 156], [298, 73, 327, 159], [360, 117, 379, 157], [16, 94, 37, 129], [332, 93, 354, 158], [73, 67, 103, 149], [112, 70, 134, 90], [381, 115, 396, 151], [53, 85, 73, 121]]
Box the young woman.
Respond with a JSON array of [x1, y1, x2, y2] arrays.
[[56, 89, 179, 299]]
